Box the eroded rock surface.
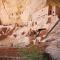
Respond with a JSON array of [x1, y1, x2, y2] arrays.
[[45, 21, 60, 60]]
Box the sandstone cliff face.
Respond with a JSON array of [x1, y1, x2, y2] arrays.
[[0, 0, 48, 46], [0, 0, 46, 25], [0, 0, 60, 60], [0, 0, 60, 48]]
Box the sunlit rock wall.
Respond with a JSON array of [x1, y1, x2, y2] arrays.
[[0, 0, 59, 48], [0, 0, 47, 25]]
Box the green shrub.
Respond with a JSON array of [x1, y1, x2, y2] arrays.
[[18, 44, 49, 60]]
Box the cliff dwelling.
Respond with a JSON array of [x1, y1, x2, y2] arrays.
[[0, 0, 60, 60]]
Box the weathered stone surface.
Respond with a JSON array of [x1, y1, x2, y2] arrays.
[[0, 0, 60, 60], [45, 21, 60, 60]]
